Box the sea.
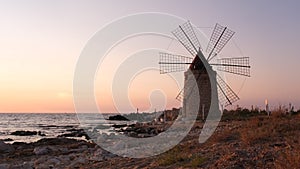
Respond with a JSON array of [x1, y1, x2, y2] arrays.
[[0, 113, 130, 144]]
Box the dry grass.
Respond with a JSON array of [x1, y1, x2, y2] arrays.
[[157, 145, 207, 168], [239, 116, 274, 145], [157, 147, 187, 166], [97, 111, 300, 168], [147, 110, 300, 168], [275, 147, 300, 169], [236, 113, 300, 168], [274, 134, 300, 169], [239, 113, 300, 144]]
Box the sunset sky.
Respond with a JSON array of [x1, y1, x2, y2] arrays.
[[0, 0, 299, 113]]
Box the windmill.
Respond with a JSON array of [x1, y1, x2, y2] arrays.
[[159, 21, 250, 119]]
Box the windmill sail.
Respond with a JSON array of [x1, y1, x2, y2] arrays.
[[206, 23, 235, 61], [158, 21, 250, 108], [211, 57, 250, 77], [216, 74, 239, 106], [176, 88, 184, 102], [159, 52, 193, 74], [172, 21, 201, 56]]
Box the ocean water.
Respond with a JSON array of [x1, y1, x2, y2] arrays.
[[0, 113, 128, 143]]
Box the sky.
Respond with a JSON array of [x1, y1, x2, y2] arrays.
[[0, 0, 300, 113]]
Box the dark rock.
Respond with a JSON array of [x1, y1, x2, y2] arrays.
[[11, 130, 37, 136], [33, 138, 86, 146], [108, 115, 129, 121], [38, 131, 46, 136], [0, 140, 14, 153], [0, 138, 13, 142], [128, 131, 138, 137], [135, 128, 148, 133], [112, 124, 128, 128], [58, 129, 90, 140], [66, 128, 82, 132], [12, 142, 29, 146], [63, 125, 77, 128], [38, 124, 59, 128]]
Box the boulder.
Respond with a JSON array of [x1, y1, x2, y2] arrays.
[[108, 115, 129, 121]]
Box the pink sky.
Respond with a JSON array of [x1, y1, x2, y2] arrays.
[[0, 1, 299, 113]]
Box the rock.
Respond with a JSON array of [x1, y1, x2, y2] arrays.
[[22, 161, 34, 169], [58, 129, 90, 140], [66, 128, 81, 132], [0, 164, 10, 169], [57, 155, 70, 163], [69, 146, 89, 153], [34, 146, 51, 155], [0, 140, 14, 153], [137, 134, 146, 138], [11, 162, 33, 169], [68, 157, 86, 168], [59, 148, 70, 154], [34, 138, 81, 146], [94, 125, 111, 130], [47, 157, 61, 166], [103, 150, 117, 159], [34, 157, 48, 166], [135, 128, 149, 133], [128, 131, 138, 137], [34, 164, 49, 169], [80, 145, 88, 149], [37, 131, 46, 136], [90, 148, 104, 161], [0, 138, 13, 142], [11, 130, 37, 136], [108, 115, 129, 121], [112, 124, 128, 128]]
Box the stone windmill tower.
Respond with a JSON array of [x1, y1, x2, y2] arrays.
[[159, 21, 250, 120]]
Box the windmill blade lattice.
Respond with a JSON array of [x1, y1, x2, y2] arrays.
[[176, 88, 184, 102], [159, 52, 193, 74], [206, 23, 235, 61], [216, 74, 239, 106], [211, 57, 250, 77], [158, 21, 250, 109], [172, 21, 201, 56]]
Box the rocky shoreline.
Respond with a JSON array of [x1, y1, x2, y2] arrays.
[[0, 137, 117, 169], [0, 111, 299, 168]]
